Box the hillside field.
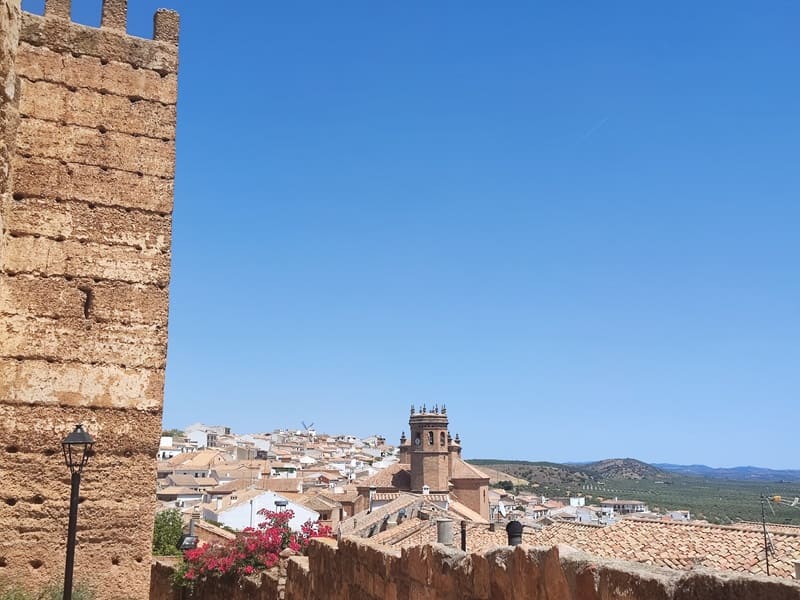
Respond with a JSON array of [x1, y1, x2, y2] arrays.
[[471, 459, 800, 526]]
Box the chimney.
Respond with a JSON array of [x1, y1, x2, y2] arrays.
[[506, 520, 523, 546], [436, 518, 454, 547], [189, 506, 201, 536]]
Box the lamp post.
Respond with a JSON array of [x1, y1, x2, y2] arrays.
[[61, 424, 95, 600]]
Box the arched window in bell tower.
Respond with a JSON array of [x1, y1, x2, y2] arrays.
[[439, 432, 446, 446], [427, 431, 434, 446]]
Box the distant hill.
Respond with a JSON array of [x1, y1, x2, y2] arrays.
[[583, 458, 665, 480], [475, 465, 530, 487], [655, 463, 800, 482], [469, 459, 596, 487], [470, 457, 800, 488], [469, 457, 667, 487]]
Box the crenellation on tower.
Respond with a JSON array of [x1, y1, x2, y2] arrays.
[[44, 0, 70, 19], [101, 0, 128, 32], [153, 8, 180, 44]]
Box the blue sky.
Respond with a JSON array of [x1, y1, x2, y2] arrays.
[[25, 1, 799, 468]]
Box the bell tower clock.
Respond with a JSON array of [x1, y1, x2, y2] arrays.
[[408, 404, 450, 493]]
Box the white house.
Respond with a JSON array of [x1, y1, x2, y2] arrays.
[[667, 510, 691, 521], [239, 434, 272, 451], [187, 430, 209, 449], [600, 499, 649, 515], [158, 436, 183, 460], [156, 486, 205, 507], [202, 490, 319, 532]]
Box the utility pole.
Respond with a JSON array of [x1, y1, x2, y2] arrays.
[[760, 494, 770, 576]]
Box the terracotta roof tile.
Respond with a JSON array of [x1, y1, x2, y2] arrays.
[[255, 478, 302, 493], [450, 458, 490, 481], [357, 463, 411, 491], [368, 517, 800, 580]]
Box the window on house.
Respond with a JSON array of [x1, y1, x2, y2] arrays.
[[440, 432, 446, 446], [428, 431, 434, 445]]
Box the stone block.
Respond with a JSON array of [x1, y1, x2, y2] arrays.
[[0, 403, 161, 454], [674, 570, 800, 600], [2, 234, 171, 285], [0, 313, 167, 368], [0, 358, 165, 409], [5, 196, 172, 251], [0, 274, 85, 319], [19, 78, 176, 139], [12, 155, 174, 213], [0, 274, 169, 324], [595, 562, 673, 600], [17, 43, 178, 104], [20, 12, 178, 73], [88, 279, 170, 324], [16, 117, 175, 177], [540, 546, 569, 599]]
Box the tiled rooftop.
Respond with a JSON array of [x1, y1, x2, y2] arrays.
[[450, 457, 490, 481], [369, 517, 800, 580], [338, 493, 420, 537], [358, 462, 412, 490]]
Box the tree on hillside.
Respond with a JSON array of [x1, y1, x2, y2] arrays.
[[162, 428, 185, 439]]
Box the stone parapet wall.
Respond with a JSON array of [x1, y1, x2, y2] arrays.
[[289, 538, 800, 600], [0, 1, 178, 598], [149, 538, 800, 600]]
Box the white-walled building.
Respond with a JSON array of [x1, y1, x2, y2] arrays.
[[187, 430, 209, 449], [600, 499, 649, 515], [202, 490, 319, 532]]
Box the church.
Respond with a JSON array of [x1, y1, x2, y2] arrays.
[[356, 405, 490, 519]]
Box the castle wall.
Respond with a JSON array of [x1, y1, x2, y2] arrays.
[[288, 538, 800, 600], [150, 538, 800, 600], [0, 2, 178, 598]]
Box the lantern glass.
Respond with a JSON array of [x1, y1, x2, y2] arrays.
[[61, 424, 95, 475]]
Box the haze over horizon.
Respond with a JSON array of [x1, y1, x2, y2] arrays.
[[24, 0, 797, 471]]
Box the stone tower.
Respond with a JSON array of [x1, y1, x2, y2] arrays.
[[409, 404, 450, 493], [0, 1, 179, 598]]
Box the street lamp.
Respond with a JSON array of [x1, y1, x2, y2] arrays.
[[61, 424, 95, 600]]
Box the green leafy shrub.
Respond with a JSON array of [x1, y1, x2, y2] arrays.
[[153, 508, 184, 556]]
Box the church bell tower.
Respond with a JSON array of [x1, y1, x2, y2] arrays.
[[408, 404, 450, 493]]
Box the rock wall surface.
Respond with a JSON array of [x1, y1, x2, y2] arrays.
[[0, 1, 178, 598], [287, 538, 800, 600], [150, 538, 800, 600]]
